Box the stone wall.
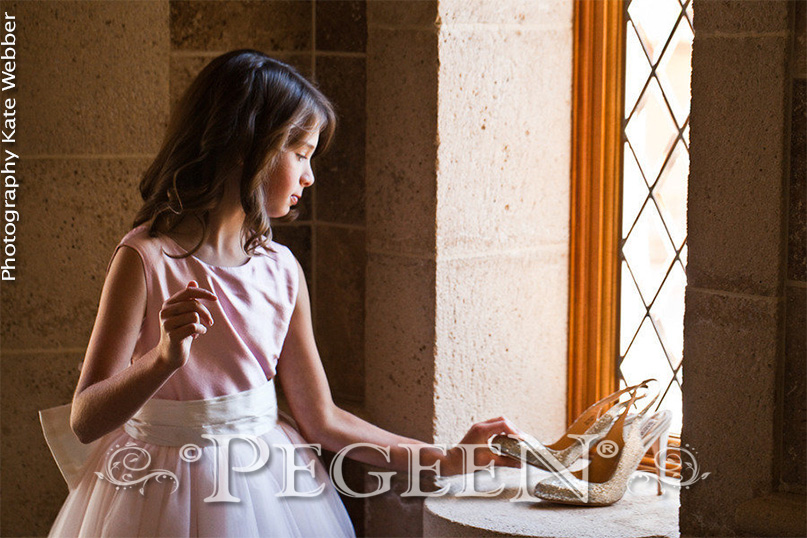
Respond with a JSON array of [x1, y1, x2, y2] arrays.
[[0, 1, 368, 535], [681, 0, 806, 535], [0, 2, 168, 535]]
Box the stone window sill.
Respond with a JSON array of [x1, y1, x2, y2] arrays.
[[423, 468, 679, 538]]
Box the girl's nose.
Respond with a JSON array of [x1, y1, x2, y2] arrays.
[[302, 164, 315, 187]]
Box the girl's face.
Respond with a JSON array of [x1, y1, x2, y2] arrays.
[[262, 129, 320, 218]]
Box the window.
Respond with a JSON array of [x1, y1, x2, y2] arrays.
[[569, 0, 693, 440], [619, 0, 692, 436]]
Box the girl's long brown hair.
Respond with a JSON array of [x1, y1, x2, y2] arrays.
[[133, 50, 336, 256]]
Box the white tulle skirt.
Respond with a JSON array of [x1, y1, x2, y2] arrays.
[[39, 381, 356, 537]]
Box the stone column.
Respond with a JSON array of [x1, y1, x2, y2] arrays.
[[365, 1, 572, 534], [682, 1, 803, 535], [433, 0, 571, 446], [365, 2, 440, 534]]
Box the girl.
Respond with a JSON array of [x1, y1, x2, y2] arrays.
[[39, 50, 521, 537]]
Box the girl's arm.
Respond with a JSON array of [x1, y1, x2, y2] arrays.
[[276, 261, 521, 476], [70, 246, 215, 444]]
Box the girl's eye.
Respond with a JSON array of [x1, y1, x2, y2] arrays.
[[296, 153, 308, 161]]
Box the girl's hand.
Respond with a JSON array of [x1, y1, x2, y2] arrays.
[[156, 280, 217, 370], [442, 416, 525, 476]]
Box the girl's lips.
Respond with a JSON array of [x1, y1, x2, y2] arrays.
[[290, 195, 299, 205]]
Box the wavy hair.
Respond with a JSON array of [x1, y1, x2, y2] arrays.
[[133, 50, 336, 256]]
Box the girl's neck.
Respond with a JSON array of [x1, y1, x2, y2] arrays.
[[167, 170, 251, 265]]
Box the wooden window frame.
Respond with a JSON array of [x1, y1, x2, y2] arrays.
[[567, 0, 626, 423]]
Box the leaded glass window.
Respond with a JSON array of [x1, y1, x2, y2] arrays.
[[618, 0, 693, 435]]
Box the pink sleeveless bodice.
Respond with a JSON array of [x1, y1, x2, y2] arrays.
[[109, 224, 299, 400]]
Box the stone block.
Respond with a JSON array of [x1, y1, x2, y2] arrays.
[[694, 0, 790, 35], [367, 0, 437, 28], [680, 288, 781, 535], [366, 28, 438, 255], [734, 493, 807, 537], [0, 351, 84, 537], [435, 26, 572, 256], [433, 248, 568, 444], [782, 285, 806, 489], [270, 223, 312, 278], [365, 251, 436, 442], [169, 54, 211, 112], [315, 225, 366, 403], [789, 78, 806, 282], [314, 56, 366, 226], [1, 158, 147, 350], [689, 36, 789, 295], [9, 0, 168, 155], [169, 53, 312, 112], [170, 0, 311, 51], [438, 0, 571, 29], [316, 0, 366, 52]]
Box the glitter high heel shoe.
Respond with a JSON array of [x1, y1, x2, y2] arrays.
[[533, 385, 670, 506], [490, 380, 654, 471]]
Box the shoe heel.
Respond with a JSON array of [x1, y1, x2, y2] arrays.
[[645, 417, 670, 495], [649, 435, 662, 495]]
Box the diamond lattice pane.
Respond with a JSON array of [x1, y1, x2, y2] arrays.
[[622, 201, 677, 304], [619, 317, 675, 391], [648, 260, 687, 370], [660, 374, 683, 433], [628, 0, 682, 66], [625, 22, 651, 117], [622, 143, 649, 237], [620, 0, 692, 437], [620, 259, 647, 356], [625, 77, 679, 184], [657, 18, 693, 127], [654, 140, 689, 250]]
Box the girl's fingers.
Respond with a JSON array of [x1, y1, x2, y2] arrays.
[[480, 417, 524, 438], [160, 301, 215, 326], [165, 284, 217, 305], [474, 422, 525, 469], [171, 323, 205, 341], [163, 312, 207, 333], [491, 453, 523, 469]]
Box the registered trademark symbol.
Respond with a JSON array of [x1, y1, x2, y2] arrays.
[[596, 440, 620, 458]]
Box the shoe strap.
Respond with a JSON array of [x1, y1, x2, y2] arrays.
[[575, 378, 654, 428], [633, 379, 661, 421]]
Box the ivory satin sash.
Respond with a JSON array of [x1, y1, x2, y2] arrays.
[[39, 381, 279, 490]]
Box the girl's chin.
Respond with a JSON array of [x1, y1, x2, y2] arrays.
[[267, 207, 292, 219]]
